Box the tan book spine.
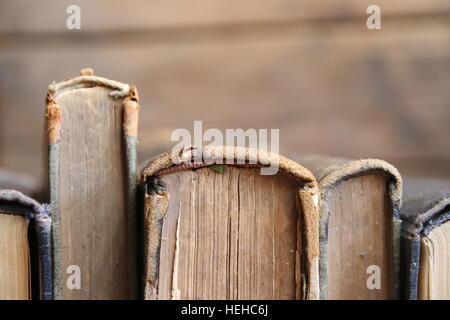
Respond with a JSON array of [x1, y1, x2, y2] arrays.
[[46, 69, 139, 299], [140, 147, 320, 300]]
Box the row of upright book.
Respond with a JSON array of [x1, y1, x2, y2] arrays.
[[0, 69, 448, 300]]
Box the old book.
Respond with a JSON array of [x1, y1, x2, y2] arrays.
[[140, 146, 320, 300], [296, 155, 402, 300], [45, 68, 139, 299], [400, 177, 450, 300], [0, 189, 51, 300]]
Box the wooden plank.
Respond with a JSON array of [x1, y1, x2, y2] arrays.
[[0, 0, 449, 33], [0, 19, 449, 181]]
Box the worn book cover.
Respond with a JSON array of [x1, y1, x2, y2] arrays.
[[296, 155, 402, 299], [400, 177, 450, 300], [140, 146, 320, 300], [0, 189, 51, 300], [45, 69, 140, 299]]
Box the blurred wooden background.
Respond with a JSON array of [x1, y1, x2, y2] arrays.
[[0, 0, 449, 189]]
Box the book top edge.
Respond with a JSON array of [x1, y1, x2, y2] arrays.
[[294, 154, 402, 210], [0, 189, 44, 216], [139, 146, 318, 189], [401, 177, 450, 238], [48, 75, 130, 99]]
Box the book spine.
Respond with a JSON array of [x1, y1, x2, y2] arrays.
[[45, 72, 140, 299], [123, 85, 140, 298], [0, 189, 53, 300], [35, 205, 53, 300], [401, 237, 420, 300], [46, 91, 62, 299]]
